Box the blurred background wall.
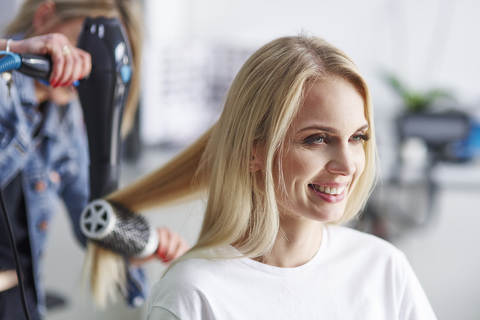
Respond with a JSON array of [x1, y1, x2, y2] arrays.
[[141, 0, 480, 149], [2, 0, 480, 319]]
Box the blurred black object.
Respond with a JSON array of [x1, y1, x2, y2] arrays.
[[45, 291, 68, 311], [397, 111, 471, 163], [122, 101, 142, 162], [77, 16, 133, 200], [355, 111, 472, 240]]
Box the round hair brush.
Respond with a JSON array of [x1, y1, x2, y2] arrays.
[[80, 199, 158, 258]]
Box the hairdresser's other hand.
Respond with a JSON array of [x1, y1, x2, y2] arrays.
[[131, 227, 189, 266], [156, 227, 189, 263], [8, 33, 91, 87]]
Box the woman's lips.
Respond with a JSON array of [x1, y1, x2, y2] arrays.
[[308, 184, 347, 203]]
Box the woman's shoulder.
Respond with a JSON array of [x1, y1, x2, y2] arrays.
[[165, 256, 223, 280], [327, 224, 395, 244], [153, 252, 236, 294], [325, 225, 403, 259], [323, 225, 415, 286], [149, 255, 232, 318]]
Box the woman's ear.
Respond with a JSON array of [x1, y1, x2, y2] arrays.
[[250, 145, 265, 172], [32, 0, 56, 32]]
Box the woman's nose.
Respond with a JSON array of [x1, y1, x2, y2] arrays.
[[325, 144, 356, 176]]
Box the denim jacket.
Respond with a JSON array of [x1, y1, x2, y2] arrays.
[[0, 71, 147, 315]]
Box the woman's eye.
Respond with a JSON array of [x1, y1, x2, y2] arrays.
[[304, 135, 326, 145], [351, 134, 370, 142]]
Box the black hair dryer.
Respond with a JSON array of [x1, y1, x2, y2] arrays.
[[76, 16, 133, 200]]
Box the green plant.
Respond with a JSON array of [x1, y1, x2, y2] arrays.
[[385, 74, 454, 113]]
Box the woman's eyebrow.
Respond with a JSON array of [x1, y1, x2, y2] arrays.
[[298, 124, 369, 134], [356, 124, 370, 132], [298, 126, 337, 134]]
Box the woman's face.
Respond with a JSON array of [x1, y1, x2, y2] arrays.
[[275, 75, 368, 224]]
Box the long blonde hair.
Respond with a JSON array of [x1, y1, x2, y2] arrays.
[[191, 35, 377, 258], [4, 0, 143, 136], [88, 34, 378, 307]]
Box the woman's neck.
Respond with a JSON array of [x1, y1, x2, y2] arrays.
[[259, 219, 323, 268]]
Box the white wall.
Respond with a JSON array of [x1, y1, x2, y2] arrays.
[[142, 0, 480, 146], [0, 0, 20, 32], [141, 0, 480, 177]]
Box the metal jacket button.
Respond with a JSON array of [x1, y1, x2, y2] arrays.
[[38, 220, 48, 231], [49, 171, 60, 184], [34, 180, 47, 192]]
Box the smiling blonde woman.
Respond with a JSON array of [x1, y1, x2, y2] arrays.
[[96, 34, 437, 319]]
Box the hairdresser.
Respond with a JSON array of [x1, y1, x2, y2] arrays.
[[0, 1, 188, 319]]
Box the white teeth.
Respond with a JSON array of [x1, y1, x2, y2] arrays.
[[313, 185, 345, 195]]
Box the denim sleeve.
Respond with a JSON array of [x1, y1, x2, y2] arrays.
[[60, 102, 90, 247], [125, 264, 150, 307]]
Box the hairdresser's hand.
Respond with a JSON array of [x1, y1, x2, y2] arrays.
[[7, 33, 91, 87], [131, 227, 189, 266], [155, 227, 190, 263]]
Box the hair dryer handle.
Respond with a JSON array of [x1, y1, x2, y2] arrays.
[[76, 16, 134, 199]]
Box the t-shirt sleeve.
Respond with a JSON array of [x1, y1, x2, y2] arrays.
[[397, 252, 438, 320], [147, 306, 181, 320], [147, 265, 216, 320]]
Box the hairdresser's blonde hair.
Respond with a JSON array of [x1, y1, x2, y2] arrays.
[[88, 34, 377, 307], [5, 0, 143, 136]]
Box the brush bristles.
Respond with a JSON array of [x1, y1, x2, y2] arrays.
[[92, 201, 151, 257]]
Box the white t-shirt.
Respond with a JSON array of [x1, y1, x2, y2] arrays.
[[147, 225, 436, 320]]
